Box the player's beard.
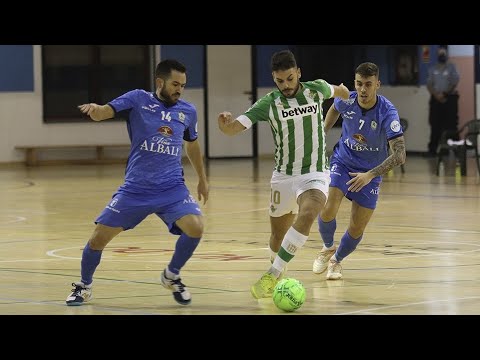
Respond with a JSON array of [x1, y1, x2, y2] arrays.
[[159, 86, 180, 106], [278, 82, 300, 98]]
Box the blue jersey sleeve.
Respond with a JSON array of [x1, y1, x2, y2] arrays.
[[108, 90, 139, 113], [183, 104, 198, 142], [383, 108, 403, 140], [333, 92, 355, 112]]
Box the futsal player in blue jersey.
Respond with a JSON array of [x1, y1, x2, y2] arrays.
[[312, 62, 406, 280], [66, 59, 209, 306]]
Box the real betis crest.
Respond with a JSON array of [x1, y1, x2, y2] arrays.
[[306, 89, 316, 100]]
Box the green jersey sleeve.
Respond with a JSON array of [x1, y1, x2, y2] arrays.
[[308, 79, 333, 99], [242, 93, 273, 126]]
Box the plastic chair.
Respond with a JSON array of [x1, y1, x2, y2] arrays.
[[436, 119, 480, 176]]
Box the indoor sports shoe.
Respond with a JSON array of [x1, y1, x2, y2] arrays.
[[312, 246, 336, 274], [250, 272, 278, 299], [326, 259, 343, 280], [161, 270, 192, 305], [66, 282, 93, 306]]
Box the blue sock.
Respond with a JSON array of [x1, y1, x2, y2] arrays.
[[168, 233, 201, 276], [319, 217, 336, 248], [336, 231, 362, 262], [80, 243, 102, 286]]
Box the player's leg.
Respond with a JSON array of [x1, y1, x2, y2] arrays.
[[66, 192, 148, 306], [313, 186, 344, 274], [66, 224, 123, 306], [157, 191, 203, 305], [251, 172, 297, 299], [268, 172, 328, 281], [327, 180, 379, 280], [313, 160, 349, 274], [270, 214, 296, 271]]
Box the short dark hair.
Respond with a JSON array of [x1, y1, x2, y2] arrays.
[[271, 50, 297, 72], [355, 62, 379, 78], [155, 59, 186, 80]]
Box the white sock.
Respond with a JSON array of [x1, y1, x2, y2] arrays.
[[269, 248, 277, 263], [271, 227, 308, 276]]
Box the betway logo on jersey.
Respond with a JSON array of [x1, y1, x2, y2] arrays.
[[280, 104, 319, 120]]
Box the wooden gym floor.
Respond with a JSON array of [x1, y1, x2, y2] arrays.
[[1, 155, 479, 315]]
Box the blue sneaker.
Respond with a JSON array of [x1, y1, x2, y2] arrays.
[[160, 270, 191, 305]]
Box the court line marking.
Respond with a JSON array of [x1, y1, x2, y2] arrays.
[[336, 296, 480, 315], [40, 239, 480, 263]]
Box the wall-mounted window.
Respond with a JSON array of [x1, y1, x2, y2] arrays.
[[42, 45, 152, 123], [391, 45, 418, 85]]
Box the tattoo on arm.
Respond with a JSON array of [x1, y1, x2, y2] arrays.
[[370, 137, 406, 177]]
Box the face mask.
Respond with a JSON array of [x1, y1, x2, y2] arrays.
[[438, 54, 447, 63]]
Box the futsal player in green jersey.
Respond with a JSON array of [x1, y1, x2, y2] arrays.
[[218, 50, 350, 298]]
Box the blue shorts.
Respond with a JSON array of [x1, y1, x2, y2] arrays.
[[329, 158, 382, 209], [95, 183, 202, 235]]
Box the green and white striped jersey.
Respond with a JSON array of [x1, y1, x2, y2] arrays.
[[237, 80, 333, 175]]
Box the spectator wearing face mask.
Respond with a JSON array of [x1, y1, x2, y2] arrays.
[[426, 45, 460, 157]]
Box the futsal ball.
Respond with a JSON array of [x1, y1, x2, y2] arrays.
[[272, 278, 306, 312]]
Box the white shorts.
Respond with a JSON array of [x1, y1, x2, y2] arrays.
[[269, 170, 330, 217]]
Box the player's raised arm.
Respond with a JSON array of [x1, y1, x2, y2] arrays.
[[332, 83, 350, 99], [218, 111, 247, 136], [78, 103, 114, 122]]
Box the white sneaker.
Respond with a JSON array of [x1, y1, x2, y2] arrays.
[[312, 246, 336, 274], [66, 282, 93, 306], [326, 259, 343, 280], [161, 270, 192, 305]]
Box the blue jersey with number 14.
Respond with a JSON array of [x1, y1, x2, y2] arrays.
[[108, 89, 198, 195], [331, 92, 403, 173]]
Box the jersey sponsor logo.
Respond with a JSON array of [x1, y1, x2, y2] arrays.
[[140, 139, 181, 156], [341, 98, 355, 105], [343, 138, 379, 152], [343, 111, 355, 120], [106, 199, 120, 213], [142, 105, 157, 113], [370, 187, 380, 195], [158, 126, 173, 137], [330, 164, 341, 176], [353, 134, 367, 144], [280, 103, 319, 120], [390, 120, 401, 132], [183, 195, 197, 204]]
